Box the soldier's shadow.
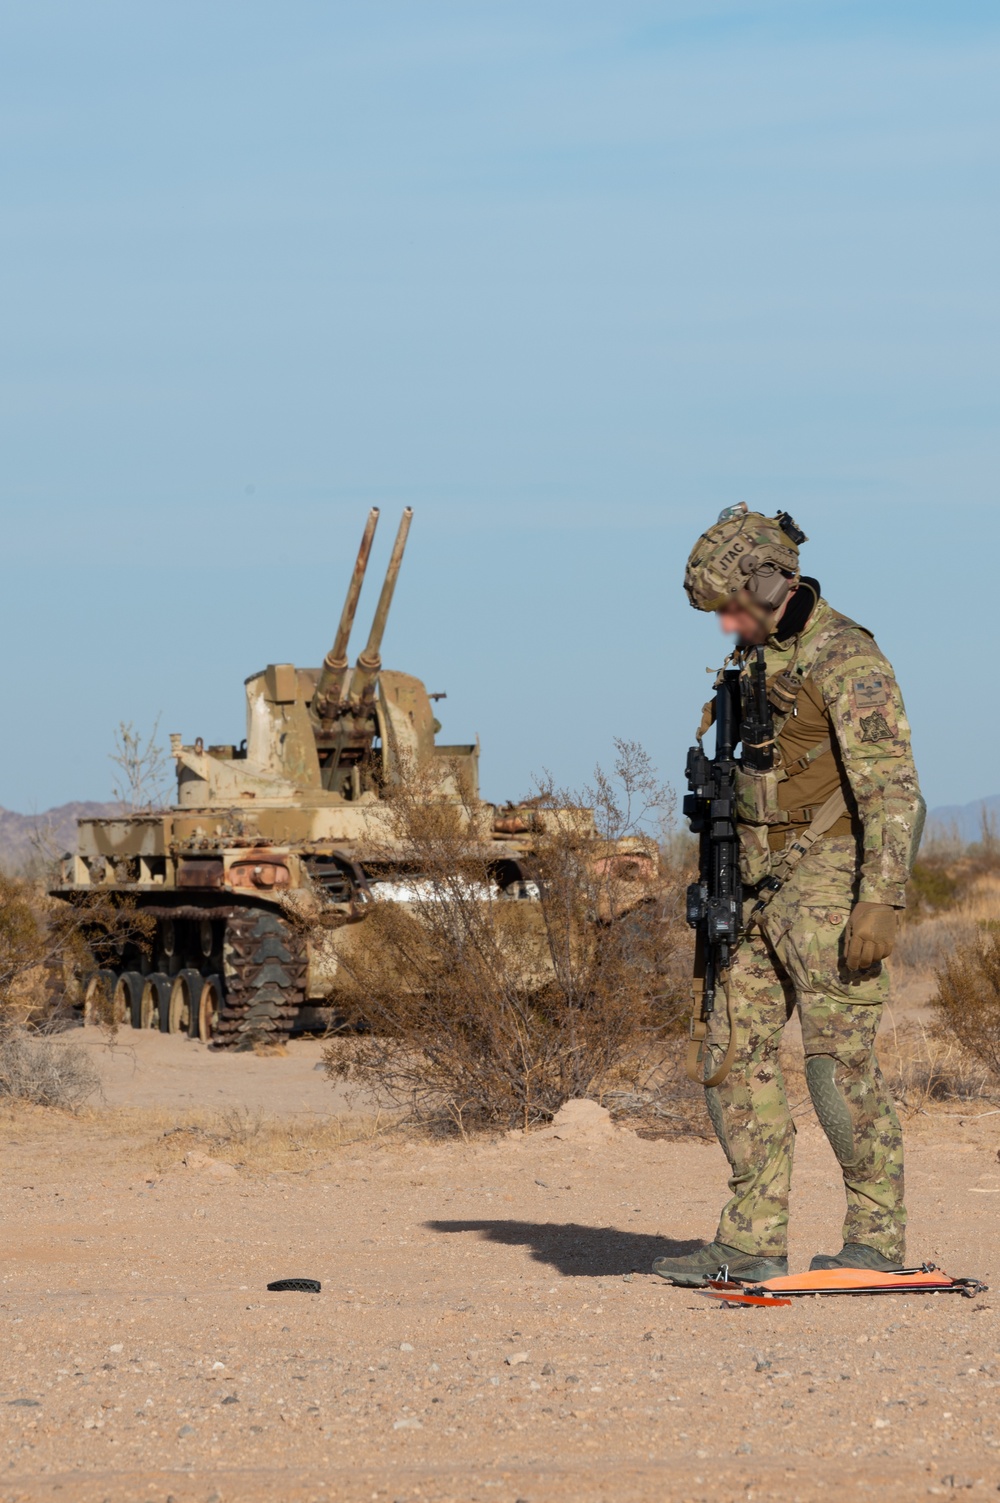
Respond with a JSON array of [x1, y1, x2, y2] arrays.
[[424, 1220, 701, 1277]]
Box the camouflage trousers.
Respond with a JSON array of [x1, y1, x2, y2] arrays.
[[704, 836, 906, 1261]]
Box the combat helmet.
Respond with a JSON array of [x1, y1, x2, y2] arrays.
[[684, 503, 807, 615]]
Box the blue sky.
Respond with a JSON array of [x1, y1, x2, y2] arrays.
[[1, 1, 997, 813]]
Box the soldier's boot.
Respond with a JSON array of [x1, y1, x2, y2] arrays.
[[808, 1242, 904, 1273], [652, 1241, 788, 1287]]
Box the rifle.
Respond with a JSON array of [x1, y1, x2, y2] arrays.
[[683, 647, 774, 1087], [740, 645, 775, 774]]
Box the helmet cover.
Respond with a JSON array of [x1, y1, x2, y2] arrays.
[[684, 504, 805, 613]]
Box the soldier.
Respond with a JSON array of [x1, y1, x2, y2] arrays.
[[654, 505, 925, 1285]]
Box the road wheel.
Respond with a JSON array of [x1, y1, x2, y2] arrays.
[[194, 974, 223, 1043], [155, 918, 180, 976], [140, 972, 172, 1031], [114, 971, 146, 1029], [82, 970, 117, 1025], [168, 970, 203, 1035]]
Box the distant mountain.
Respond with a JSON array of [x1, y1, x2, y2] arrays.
[[926, 795, 1000, 846], [0, 802, 123, 874]]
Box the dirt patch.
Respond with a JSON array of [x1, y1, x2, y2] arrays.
[[73, 1023, 368, 1116], [0, 1078, 997, 1502]]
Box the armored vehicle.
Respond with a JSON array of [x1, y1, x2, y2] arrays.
[[54, 510, 658, 1047]]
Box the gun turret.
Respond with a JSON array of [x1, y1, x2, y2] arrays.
[[312, 508, 380, 728]]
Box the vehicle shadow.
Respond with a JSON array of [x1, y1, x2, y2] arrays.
[[424, 1220, 702, 1277]]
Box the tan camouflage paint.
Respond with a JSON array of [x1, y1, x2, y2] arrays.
[[704, 836, 906, 1261]]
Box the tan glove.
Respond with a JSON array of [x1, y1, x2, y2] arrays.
[[844, 902, 898, 971]]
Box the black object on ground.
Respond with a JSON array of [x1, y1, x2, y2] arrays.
[[267, 1278, 322, 1293]]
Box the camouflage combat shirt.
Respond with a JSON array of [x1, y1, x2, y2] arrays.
[[756, 580, 925, 908]]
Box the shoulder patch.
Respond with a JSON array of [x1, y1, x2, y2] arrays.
[[859, 709, 893, 744], [852, 675, 890, 709]]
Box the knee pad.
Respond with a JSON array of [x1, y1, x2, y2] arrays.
[[806, 1054, 855, 1166]]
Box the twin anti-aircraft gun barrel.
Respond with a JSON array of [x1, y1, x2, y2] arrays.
[[310, 506, 414, 731]]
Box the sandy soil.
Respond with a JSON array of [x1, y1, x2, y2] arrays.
[[73, 1027, 360, 1117], [1, 1026, 998, 1503]]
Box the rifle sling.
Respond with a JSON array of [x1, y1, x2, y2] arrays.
[[686, 987, 737, 1088]]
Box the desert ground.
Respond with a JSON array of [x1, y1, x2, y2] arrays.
[[1, 1019, 998, 1503]]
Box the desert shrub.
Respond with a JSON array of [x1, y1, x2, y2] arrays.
[[902, 819, 1000, 932], [0, 874, 71, 1022], [877, 1017, 993, 1108], [0, 871, 153, 1030], [324, 741, 691, 1132], [933, 932, 1000, 1081], [894, 912, 979, 973], [0, 1027, 99, 1109], [907, 860, 958, 916], [109, 717, 171, 811], [0, 875, 46, 1007]]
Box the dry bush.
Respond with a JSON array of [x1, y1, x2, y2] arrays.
[[886, 849, 1000, 1099], [0, 871, 153, 1036], [933, 933, 1000, 1084], [894, 913, 979, 974], [0, 1027, 99, 1109], [0, 875, 121, 1108], [891, 858, 1000, 1096], [109, 717, 171, 811], [906, 857, 959, 920], [0, 874, 48, 1021], [896, 866, 1000, 980], [953, 872, 1000, 928], [324, 741, 691, 1133], [904, 819, 1000, 925], [878, 1016, 995, 1109]]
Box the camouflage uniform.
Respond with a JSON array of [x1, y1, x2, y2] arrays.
[[704, 592, 924, 1262]]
